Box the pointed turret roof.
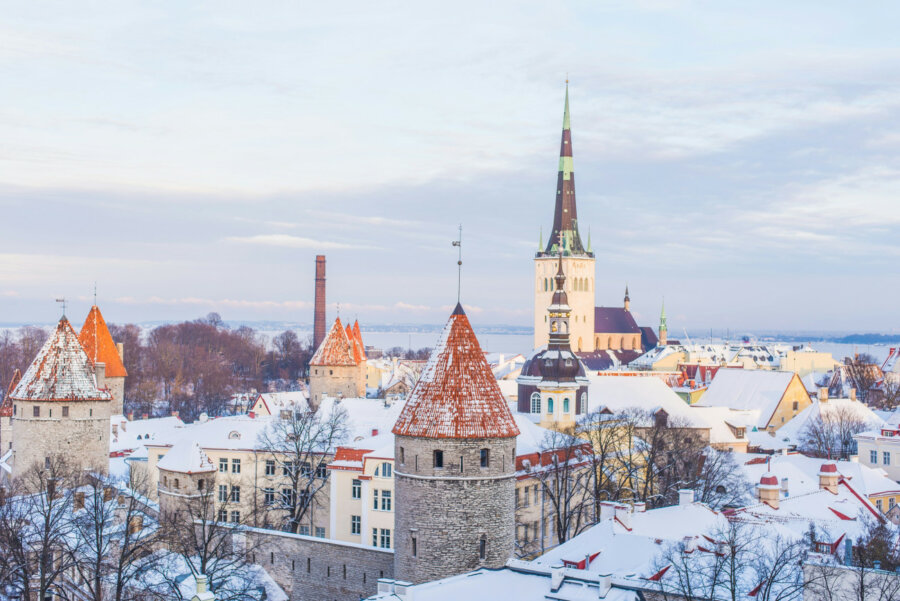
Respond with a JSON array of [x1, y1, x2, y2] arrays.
[[78, 305, 128, 378], [310, 317, 358, 366], [0, 369, 20, 417], [352, 320, 367, 362], [10, 317, 112, 402], [392, 304, 519, 439], [544, 82, 588, 257], [660, 300, 667, 331]]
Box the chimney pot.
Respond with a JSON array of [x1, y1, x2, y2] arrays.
[[678, 489, 694, 506], [372, 428, 379, 437]]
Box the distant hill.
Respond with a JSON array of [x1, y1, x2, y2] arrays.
[[829, 333, 900, 345]]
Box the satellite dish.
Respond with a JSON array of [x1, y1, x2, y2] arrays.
[[199, 413, 209, 423]]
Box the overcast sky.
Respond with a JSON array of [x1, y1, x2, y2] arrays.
[[1, 1, 899, 333]]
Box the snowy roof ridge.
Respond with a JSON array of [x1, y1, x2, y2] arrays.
[[392, 304, 519, 439], [11, 317, 112, 403], [310, 317, 357, 366], [158, 440, 215, 474], [78, 305, 128, 378]]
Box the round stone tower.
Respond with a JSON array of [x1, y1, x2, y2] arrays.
[[10, 316, 112, 476], [157, 440, 216, 517], [392, 303, 520, 584]]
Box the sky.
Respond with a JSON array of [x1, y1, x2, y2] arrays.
[[1, 1, 899, 334]]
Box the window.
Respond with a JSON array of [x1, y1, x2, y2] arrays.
[[33, 406, 40, 417], [379, 528, 391, 549], [792, 401, 799, 411], [530, 393, 541, 414], [533, 485, 539, 504], [62, 406, 69, 417], [434, 450, 444, 468], [547, 398, 554, 413], [380, 462, 392, 478], [218, 485, 228, 503], [412, 536, 417, 557], [885, 452, 891, 466], [891, 498, 896, 508], [219, 458, 228, 473], [316, 463, 328, 478], [232, 458, 241, 474], [198, 479, 205, 490], [480, 449, 489, 468], [299, 525, 310, 536], [351, 515, 361, 535], [352, 479, 361, 499], [563, 398, 570, 413], [372, 528, 378, 546], [400, 447, 405, 465], [282, 489, 295, 507], [877, 499, 883, 511], [459, 456, 464, 472], [218, 509, 228, 521], [301, 462, 312, 477], [265, 460, 275, 476], [264, 488, 275, 505], [522, 487, 530, 508], [283, 461, 293, 477], [315, 527, 325, 538], [515, 487, 520, 508], [580, 392, 587, 414], [381, 490, 392, 511], [230, 511, 240, 523], [479, 536, 486, 560], [871, 450, 878, 464], [230, 486, 241, 503]]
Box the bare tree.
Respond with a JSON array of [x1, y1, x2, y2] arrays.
[[255, 404, 349, 533], [800, 406, 869, 459], [534, 428, 593, 545], [576, 408, 630, 514], [750, 532, 806, 601], [693, 448, 753, 510]]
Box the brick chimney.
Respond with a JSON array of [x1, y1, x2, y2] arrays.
[[818, 388, 828, 403], [819, 463, 839, 494], [313, 255, 327, 351], [757, 473, 780, 509]]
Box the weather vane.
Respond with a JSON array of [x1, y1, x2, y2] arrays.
[[452, 224, 462, 303], [55, 297, 67, 318]]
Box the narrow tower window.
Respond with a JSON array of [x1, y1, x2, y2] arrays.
[[433, 450, 443, 468], [459, 456, 464, 472], [480, 449, 489, 468], [479, 536, 487, 560]]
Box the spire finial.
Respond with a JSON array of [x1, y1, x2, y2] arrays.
[[55, 297, 67, 319], [336, 302, 341, 318], [93, 281, 97, 306], [452, 224, 462, 304]]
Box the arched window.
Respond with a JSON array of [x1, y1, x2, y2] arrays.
[[381, 462, 392, 478], [543, 278, 548, 291], [580, 392, 587, 414], [530, 393, 541, 414], [547, 398, 554, 414], [174, 478, 180, 489], [563, 398, 570, 413], [480, 449, 490, 468]]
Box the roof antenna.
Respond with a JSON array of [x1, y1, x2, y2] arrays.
[[452, 224, 462, 304], [55, 297, 67, 319]]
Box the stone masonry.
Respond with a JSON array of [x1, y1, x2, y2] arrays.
[[12, 399, 110, 473], [393, 434, 516, 584]]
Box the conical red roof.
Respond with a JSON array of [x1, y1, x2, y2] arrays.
[[11, 317, 112, 402], [310, 318, 357, 366], [78, 305, 128, 378], [0, 369, 20, 417], [392, 304, 519, 439], [352, 320, 367, 361]]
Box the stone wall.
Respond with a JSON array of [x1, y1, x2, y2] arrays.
[[107, 376, 125, 416], [393, 435, 516, 584], [11, 399, 110, 475], [244, 526, 394, 601], [309, 364, 365, 408]]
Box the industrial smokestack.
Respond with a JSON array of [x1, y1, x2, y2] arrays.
[[313, 255, 326, 350]]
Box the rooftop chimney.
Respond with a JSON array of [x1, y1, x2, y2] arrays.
[[757, 473, 780, 509], [678, 489, 694, 506], [819, 463, 839, 494], [818, 388, 828, 403], [313, 255, 327, 351]]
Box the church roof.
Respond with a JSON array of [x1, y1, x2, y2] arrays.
[[78, 305, 128, 378], [11, 317, 112, 403], [310, 317, 358, 366], [0, 369, 20, 417], [393, 303, 519, 439], [594, 307, 641, 334]]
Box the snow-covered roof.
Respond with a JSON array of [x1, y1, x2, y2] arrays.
[[11, 317, 112, 403], [252, 390, 310, 414], [695, 369, 800, 428], [368, 561, 638, 601], [586, 375, 702, 427], [688, 406, 755, 445], [310, 317, 358, 366], [775, 397, 884, 449], [110, 415, 186, 454], [157, 440, 215, 474], [392, 304, 519, 439]]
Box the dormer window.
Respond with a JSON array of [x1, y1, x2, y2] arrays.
[[228, 431, 241, 440]]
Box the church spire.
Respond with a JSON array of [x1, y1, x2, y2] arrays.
[[659, 299, 668, 346], [544, 81, 587, 256]]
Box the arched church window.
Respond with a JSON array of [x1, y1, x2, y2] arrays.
[[580, 392, 587, 414], [563, 398, 570, 413], [530, 393, 541, 414], [544, 278, 548, 291], [547, 398, 554, 414]]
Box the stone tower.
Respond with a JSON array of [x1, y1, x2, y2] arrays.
[[308, 317, 366, 408], [78, 305, 128, 415], [10, 316, 112, 475], [517, 254, 589, 429], [392, 303, 520, 584], [157, 439, 216, 517], [534, 83, 595, 351], [0, 369, 20, 452]]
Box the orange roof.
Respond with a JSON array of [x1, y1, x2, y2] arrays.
[[346, 324, 363, 364], [78, 305, 128, 378], [310, 318, 358, 366], [392, 303, 519, 439], [352, 320, 367, 361]]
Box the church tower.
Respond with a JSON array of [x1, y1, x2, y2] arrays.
[[393, 303, 519, 584], [534, 83, 596, 351], [659, 300, 668, 346]]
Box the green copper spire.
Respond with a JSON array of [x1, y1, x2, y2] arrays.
[[563, 80, 570, 131], [660, 299, 667, 330]]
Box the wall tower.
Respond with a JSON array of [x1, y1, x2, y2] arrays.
[[393, 303, 519, 584], [534, 83, 596, 351], [78, 305, 128, 415]]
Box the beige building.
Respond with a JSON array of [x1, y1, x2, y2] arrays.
[[308, 318, 367, 407], [779, 347, 837, 377], [9, 316, 112, 475], [695, 369, 812, 432]]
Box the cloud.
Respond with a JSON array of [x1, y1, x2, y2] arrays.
[[224, 234, 375, 250], [115, 296, 314, 310]]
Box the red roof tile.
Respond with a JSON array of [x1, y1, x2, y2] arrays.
[[310, 318, 357, 366], [11, 317, 112, 403], [352, 320, 367, 361], [392, 304, 519, 439], [78, 305, 128, 378], [0, 369, 19, 417]]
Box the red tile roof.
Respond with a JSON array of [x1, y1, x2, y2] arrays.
[[392, 303, 519, 439], [78, 305, 128, 378], [352, 320, 367, 361], [310, 317, 357, 366], [0, 369, 19, 417], [11, 317, 112, 403]]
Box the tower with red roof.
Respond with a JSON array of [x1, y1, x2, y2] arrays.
[[10, 315, 113, 475], [308, 317, 367, 408], [78, 304, 128, 415], [392, 303, 520, 584]]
